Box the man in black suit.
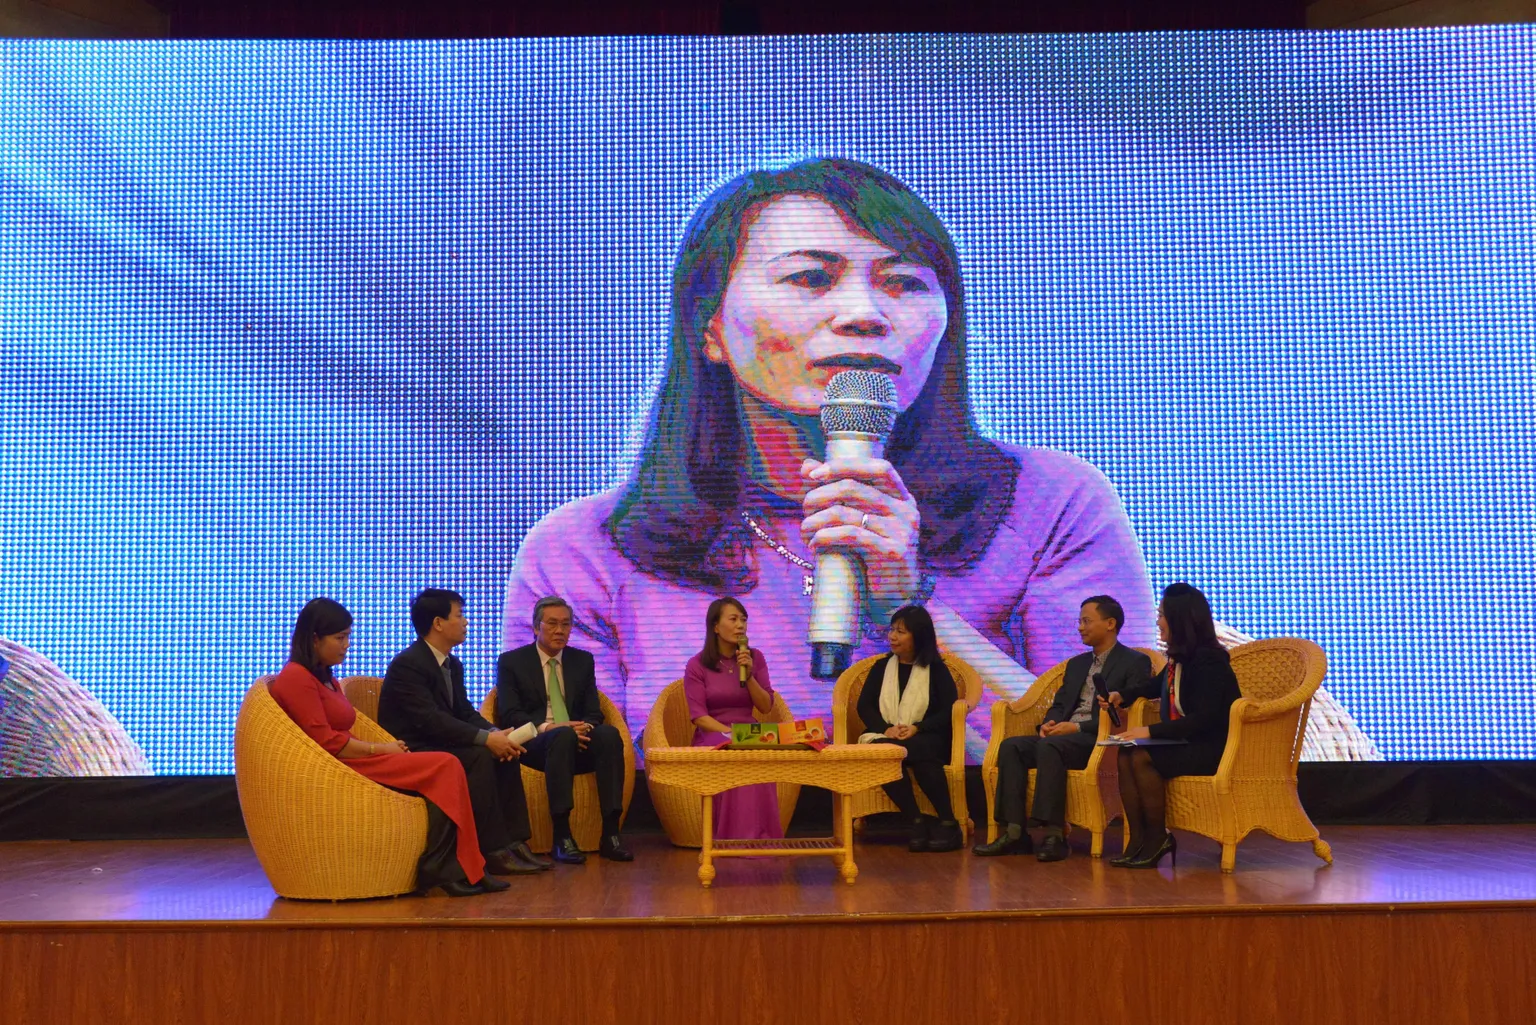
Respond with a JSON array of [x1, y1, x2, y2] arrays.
[[378, 588, 549, 876], [495, 596, 632, 864], [973, 595, 1153, 863]]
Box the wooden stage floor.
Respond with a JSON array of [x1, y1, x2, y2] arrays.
[[4, 825, 1535, 1023]]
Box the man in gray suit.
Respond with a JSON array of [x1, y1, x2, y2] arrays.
[[973, 595, 1152, 862]]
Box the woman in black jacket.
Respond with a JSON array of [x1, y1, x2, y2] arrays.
[[856, 605, 964, 853], [1105, 582, 1240, 869]]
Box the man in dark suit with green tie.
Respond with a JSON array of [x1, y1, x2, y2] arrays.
[[495, 596, 631, 864]]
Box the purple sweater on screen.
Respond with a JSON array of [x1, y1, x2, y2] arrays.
[[502, 444, 1156, 755]]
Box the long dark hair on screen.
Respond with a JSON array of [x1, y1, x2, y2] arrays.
[[608, 158, 1019, 592], [1159, 583, 1221, 663], [289, 597, 353, 683], [700, 596, 749, 670], [890, 604, 940, 669]]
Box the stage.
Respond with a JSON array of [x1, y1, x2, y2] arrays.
[[3, 825, 1534, 1024]]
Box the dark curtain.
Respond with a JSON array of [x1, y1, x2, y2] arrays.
[[160, 1, 1304, 38]]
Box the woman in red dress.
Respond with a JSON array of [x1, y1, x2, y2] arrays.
[[269, 597, 506, 897]]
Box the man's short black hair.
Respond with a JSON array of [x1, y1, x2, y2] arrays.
[[410, 588, 466, 638], [1081, 594, 1125, 634]]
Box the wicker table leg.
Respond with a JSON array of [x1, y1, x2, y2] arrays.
[[830, 794, 845, 868], [838, 790, 858, 884], [698, 793, 716, 887]]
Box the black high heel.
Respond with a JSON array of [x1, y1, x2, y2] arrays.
[[1124, 832, 1176, 870], [1109, 840, 1144, 868]]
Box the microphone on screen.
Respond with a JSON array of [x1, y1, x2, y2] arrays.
[[808, 369, 899, 680], [739, 633, 750, 687], [1093, 671, 1122, 730]]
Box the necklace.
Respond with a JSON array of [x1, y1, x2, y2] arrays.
[[740, 510, 815, 596]]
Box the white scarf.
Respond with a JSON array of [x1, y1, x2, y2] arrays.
[[858, 657, 931, 743]]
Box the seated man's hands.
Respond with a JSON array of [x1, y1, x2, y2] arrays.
[[485, 729, 525, 761]]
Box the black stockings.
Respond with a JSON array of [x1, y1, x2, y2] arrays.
[[1117, 748, 1167, 857]]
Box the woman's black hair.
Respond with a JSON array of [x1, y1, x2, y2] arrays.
[[608, 157, 1019, 591], [700, 596, 749, 670], [889, 604, 940, 669], [289, 597, 352, 682], [1159, 582, 1220, 662]]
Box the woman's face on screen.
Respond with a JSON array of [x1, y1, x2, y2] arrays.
[[703, 194, 948, 417]]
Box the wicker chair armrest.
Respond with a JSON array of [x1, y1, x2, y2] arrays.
[[641, 711, 669, 753], [1127, 697, 1161, 728], [1005, 671, 1059, 715], [947, 699, 967, 767], [830, 673, 855, 745], [982, 700, 1009, 773], [1079, 709, 1116, 773], [1219, 699, 1307, 780], [1237, 681, 1321, 722]]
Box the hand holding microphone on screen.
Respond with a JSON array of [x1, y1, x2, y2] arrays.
[[801, 368, 921, 678]]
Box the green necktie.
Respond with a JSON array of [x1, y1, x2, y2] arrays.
[[547, 657, 570, 723]]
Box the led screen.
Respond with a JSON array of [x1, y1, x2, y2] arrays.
[[2, 30, 1533, 775]]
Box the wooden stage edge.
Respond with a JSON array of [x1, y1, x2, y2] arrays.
[[4, 826, 1536, 1024]]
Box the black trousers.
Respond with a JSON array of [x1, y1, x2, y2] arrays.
[[415, 799, 469, 891], [874, 732, 954, 821], [416, 743, 532, 852], [519, 723, 625, 824], [993, 730, 1097, 828]]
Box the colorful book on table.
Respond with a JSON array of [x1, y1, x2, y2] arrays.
[[717, 719, 828, 750]]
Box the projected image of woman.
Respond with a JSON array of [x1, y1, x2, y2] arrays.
[[504, 158, 1156, 752]]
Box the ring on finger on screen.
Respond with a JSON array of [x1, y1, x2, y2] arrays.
[[859, 512, 870, 531]]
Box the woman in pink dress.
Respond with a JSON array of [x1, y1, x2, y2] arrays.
[[682, 597, 781, 839], [269, 597, 507, 897]]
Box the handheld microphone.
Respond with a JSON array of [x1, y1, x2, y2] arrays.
[[809, 369, 899, 679], [739, 633, 750, 687], [1093, 671, 1122, 729]]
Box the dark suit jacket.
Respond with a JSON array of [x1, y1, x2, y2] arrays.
[[377, 639, 495, 750], [1050, 643, 1154, 735], [494, 644, 605, 731], [856, 654, 958, 739], [1123, 644, 1240, 747]]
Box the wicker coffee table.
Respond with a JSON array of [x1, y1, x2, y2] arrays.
[[644, 743, 908, 886]]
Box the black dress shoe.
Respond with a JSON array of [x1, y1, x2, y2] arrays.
[[1035, 834, 1070, 862], [552, 837, 587, 865], [438, 879, 485, 898], [906, 816, 933, 853], [926, 820, 964, 853], [485, 848, 544, 875], [477, 874, 511, 892], [972, 832, 1033, 857], [509, 841, 553, 871], [598, 835, 633, 862]]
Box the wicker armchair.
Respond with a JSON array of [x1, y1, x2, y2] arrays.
[[640, 680, 800, 848], [1129, 637, 1334, 872], [980, 647, 1166, 856], [233, 678, 426, 900], [477, 690, 636, 853], [830, 653, 982, 840], [340, 674, 384, 721]]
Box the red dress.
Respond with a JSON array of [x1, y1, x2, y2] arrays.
[[270, 661, 485, 884]]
